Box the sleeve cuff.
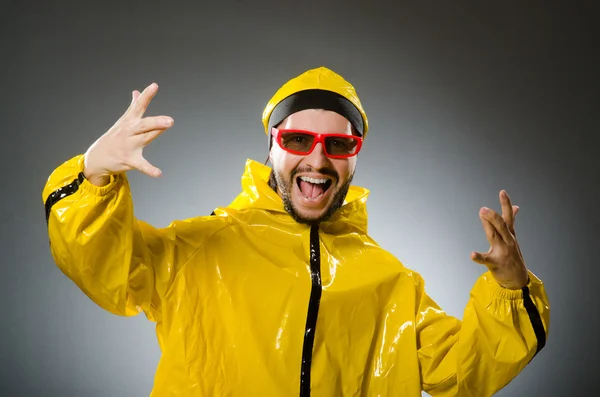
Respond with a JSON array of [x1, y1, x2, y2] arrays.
[[491, 271, 541, 300], [474, 270, 542, 301], [76, 154, 125, 197]]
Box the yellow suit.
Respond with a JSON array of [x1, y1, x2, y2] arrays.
[[43, 154, 549, 396]]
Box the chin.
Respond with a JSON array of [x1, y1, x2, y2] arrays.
[[290, 184, 334, 217], [294, 206, 329, 223], [273, 168, 352, 226]]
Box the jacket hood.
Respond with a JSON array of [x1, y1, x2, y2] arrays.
[[226, 159, 370, 234]]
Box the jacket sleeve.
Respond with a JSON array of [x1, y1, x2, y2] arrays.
[[416, 269, 550, 396], [42, 154, 203, 322]]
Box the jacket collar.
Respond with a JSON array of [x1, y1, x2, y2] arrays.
[[226, 159, 370, 234]]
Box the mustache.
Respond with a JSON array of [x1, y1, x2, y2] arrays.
[[291, 166, 339, 182]]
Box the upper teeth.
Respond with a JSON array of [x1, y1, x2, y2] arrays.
[[300, 176, 328, 184]]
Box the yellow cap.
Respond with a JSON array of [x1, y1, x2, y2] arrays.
[[262, 66, 369, 138]]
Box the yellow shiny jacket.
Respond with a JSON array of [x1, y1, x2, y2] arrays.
[[43, 154, 550, 397]]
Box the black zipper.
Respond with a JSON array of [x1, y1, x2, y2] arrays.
[[299, 224, 323, 396]]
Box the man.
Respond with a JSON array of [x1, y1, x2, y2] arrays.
[[43, 67, 549, 396]]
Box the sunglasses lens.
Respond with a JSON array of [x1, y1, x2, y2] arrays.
[[280, 132, 315, 153], [325, 136, 360, 156]]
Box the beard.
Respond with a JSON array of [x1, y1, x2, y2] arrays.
[[268, 166, 353, 226]]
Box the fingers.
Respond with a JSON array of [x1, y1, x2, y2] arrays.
[[479, 208, 497, 246], [480, 207, 512, 243], [118, 89, 141, 122], [500, 190, 513, 227], [138, 128, 168, 145], [135, 116, 174, 134], [131, 90, 140, 105], [132, 83, 159, 117], [500, 190, 519, 234], [132, 155, 162, 178], [512, 205, 519, 235]]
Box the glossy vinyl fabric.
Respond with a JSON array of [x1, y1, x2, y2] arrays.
[[262, 66, 370, 138], [44, 155, 550, 396]]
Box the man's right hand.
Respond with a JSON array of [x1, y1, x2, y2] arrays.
[[83, 82, 174, 186]]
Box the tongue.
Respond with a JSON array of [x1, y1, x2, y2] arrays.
[[300, 180, 325, 199]]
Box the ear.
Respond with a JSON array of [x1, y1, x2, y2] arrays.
[[265, 142, 274, 165], [268, 148, 276, 166], [268, 134, 279, 162]]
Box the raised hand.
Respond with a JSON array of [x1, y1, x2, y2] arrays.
[[471, 190, 529, 289], [83, 83, 174, 186]]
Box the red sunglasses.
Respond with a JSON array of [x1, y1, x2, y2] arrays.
[[271, 128, 363, 159]]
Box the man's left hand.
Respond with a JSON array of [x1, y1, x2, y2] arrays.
[[471, 190, 529, 290]]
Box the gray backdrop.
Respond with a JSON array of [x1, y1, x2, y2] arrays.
[[1, 1, 598, 396]]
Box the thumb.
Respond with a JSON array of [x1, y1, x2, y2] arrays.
[[471, 251, 489, 265], [134, 155, 162, 178], [471, 250, 499, 267]]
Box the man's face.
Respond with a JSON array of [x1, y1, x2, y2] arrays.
[[269, 109, 358, 225]]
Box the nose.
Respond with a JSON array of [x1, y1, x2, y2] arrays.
[[305, 142, 330, 170]]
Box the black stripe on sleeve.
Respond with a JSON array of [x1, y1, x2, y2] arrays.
[[522, 286, 547, 357], [44, 172, 86, 224]]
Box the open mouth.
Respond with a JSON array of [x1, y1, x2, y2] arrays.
[[296, 176, 333, 200]]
